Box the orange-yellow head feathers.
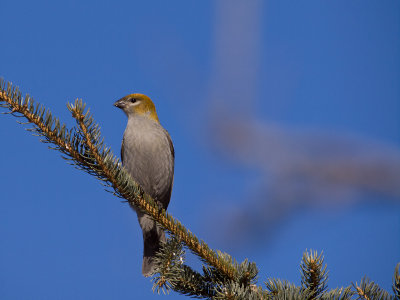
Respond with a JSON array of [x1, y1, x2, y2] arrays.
[[114, 93, 159, 122]]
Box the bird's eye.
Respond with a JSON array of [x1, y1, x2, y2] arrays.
[[130, 98, 137, 103]]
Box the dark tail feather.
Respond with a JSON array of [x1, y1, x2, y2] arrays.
[[141, 220, 166, 277]]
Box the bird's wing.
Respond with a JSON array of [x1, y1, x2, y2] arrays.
[[162, 131, 175, 209], [121, 137, 125, 164], [167, 131, 175, 160]]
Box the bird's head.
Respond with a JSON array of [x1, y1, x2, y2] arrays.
[[114, 93, 159, 122]]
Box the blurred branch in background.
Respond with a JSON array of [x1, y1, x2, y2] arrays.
[[209, 113, 400, 246], [207, 0, 400, 248]]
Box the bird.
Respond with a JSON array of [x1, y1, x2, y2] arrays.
[[114, 93, 174, 277]]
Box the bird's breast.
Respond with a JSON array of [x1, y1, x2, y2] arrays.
[[122, 116, 174, 208]]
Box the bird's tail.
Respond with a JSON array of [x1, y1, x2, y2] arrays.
[[137, 212, 166, 277]]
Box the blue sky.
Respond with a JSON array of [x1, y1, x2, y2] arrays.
[[1, 1, 399, 299]]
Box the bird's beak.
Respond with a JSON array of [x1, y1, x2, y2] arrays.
[[114, 99, 125, 109]]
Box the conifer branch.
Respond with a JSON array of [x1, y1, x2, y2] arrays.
[[353, 277, 393, 300], [321, 286, 354, 300], [355, 286, 370, 300], [152, 237, 262, 299], [0, 80, 86, 168], [152, 238, 217, 298], [152, 237, 205, 296], [301, 249, 328, 299], [265, 279, 312, 299]]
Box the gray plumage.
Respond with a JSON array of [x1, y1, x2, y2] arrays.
[[114, 94, 174, 277]]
